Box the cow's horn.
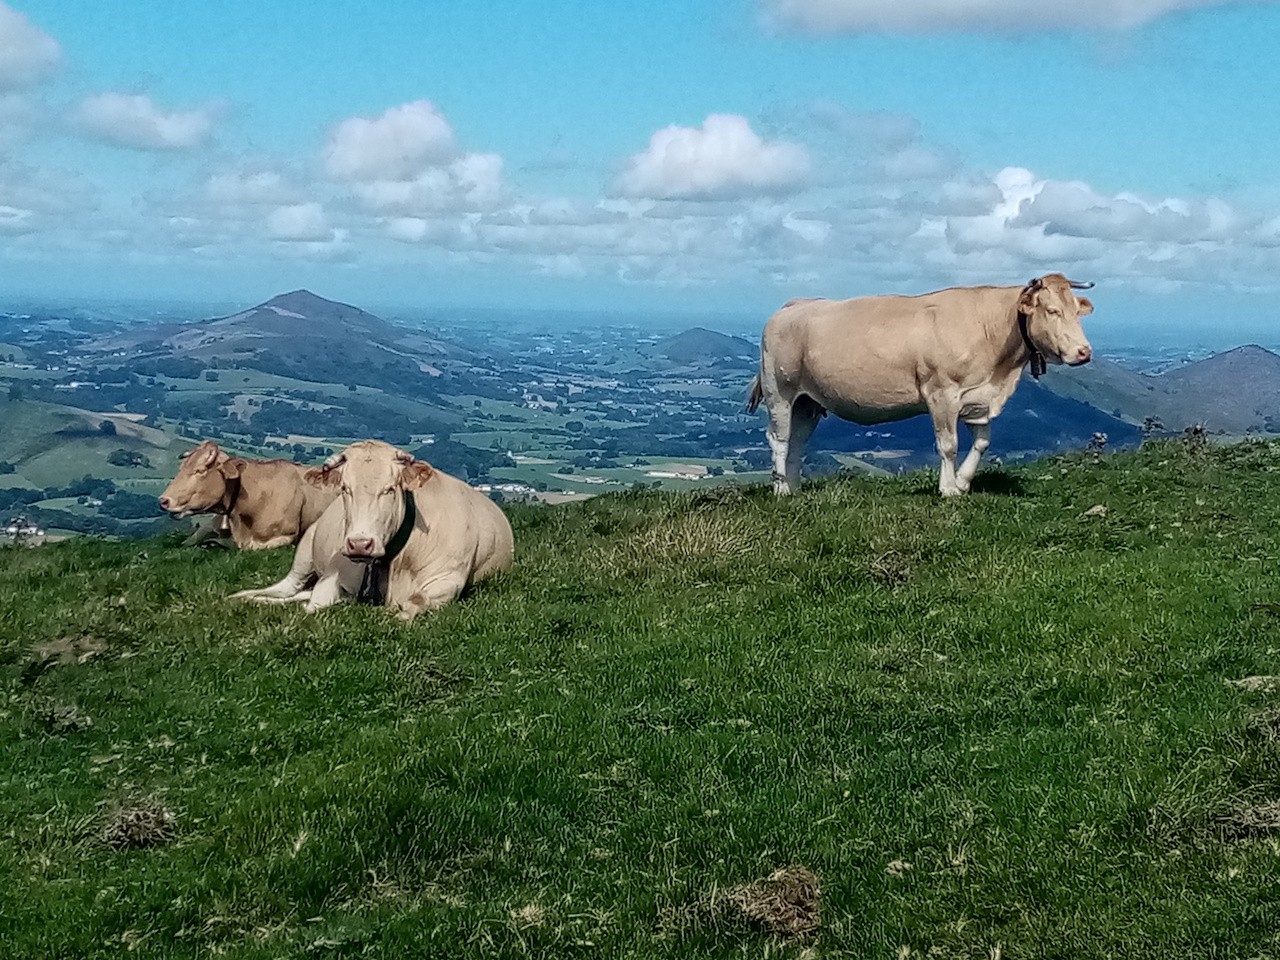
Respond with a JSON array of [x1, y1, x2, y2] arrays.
[[323, 452, 347, 469], [1067, 279, 1095, 290]]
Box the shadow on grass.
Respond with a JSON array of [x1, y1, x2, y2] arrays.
[[971, 471, 1029, 496]]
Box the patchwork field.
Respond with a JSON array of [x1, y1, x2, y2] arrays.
[[3, 441, 1280, 958]]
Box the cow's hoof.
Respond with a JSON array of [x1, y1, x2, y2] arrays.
[[940, 486, 964, 498]]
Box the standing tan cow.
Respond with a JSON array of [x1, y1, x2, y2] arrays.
[[748, 274, 1094, 497], [159, 440, 337, 549], [230, 440, 513, 618]]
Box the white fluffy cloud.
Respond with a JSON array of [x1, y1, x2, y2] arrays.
[[352, 153, 503, 215], [74, 93, 218, 151], [764, 0, 1266, 32], [325, 100, 503, 217], [615, 114, 811, 200], [324, 100, 456, 181], [266, 202, 332, 242], [0, 2, 60, 90]]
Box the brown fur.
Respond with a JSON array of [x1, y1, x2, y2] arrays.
[[160, 440, 338, 550]]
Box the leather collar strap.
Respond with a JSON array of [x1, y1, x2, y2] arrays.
[[1017, 310, 1047, 379], [356, 489, 417, 605]]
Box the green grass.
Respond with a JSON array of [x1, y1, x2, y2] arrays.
[[3, 441, 1280, 958]]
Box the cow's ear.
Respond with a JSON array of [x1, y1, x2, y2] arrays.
[[304, 464, 341, 488], [398, 457, 434, 489], [1018, 285, 1040, 315], [1075, 296, 1093, 318], [200, 444, 221, 469], [219, 457, 246, 480]]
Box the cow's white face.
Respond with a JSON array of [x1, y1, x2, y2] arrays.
[[306, 441, 432, 559], [159, 441, 242, 516], [1020, 274, 1093, 366]]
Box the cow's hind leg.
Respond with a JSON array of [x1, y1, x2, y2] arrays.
[[955, 421, 992, 493], [764, 398, 793, 496], [394, 572, 468, 621], [783, 396, 824, 494]]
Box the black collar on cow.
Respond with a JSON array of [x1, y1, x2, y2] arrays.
[[216, 474, 243, 516], [1017, 309, 1047, 379], [355, 489, 417, 605]]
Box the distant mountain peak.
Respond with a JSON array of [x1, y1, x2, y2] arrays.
[[262, 289, 356, 314]]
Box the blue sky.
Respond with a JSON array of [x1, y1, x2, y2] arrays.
[[2, 0, 1279, 341]]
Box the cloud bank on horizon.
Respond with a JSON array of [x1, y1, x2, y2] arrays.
[[1, 0, 1279, 315], [763, 0, 1274, 32]]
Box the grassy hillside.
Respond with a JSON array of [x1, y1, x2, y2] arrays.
[[3, 442, 1280, 958], [0, 398, 185, 489]]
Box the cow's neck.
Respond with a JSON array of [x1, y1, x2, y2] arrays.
[[992, 291, 1039, 381], [217, 475, 243, 517], [356, 490, 417, 605]]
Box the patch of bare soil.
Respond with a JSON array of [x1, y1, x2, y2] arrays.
[[30, 634, 108, 666]]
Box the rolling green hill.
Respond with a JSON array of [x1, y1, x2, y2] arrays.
[[4, 441, 1280, 957], [0, 397, 185, 489]]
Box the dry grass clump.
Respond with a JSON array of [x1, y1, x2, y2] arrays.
[[100, 801, 178, 850], [721, 865, 821, 938], [1214, 801, 1280, 840], [30, 699, 92, 734], [614, 513, 754, 567], [868, 549, 913, 589]]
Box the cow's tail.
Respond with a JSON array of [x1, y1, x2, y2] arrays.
[[746, 373, 763, 413]]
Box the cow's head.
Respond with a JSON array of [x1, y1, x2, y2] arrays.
[[158, 441, 244, 516], [1018, 274, 1094, 366], [305, 440, 433, 560]]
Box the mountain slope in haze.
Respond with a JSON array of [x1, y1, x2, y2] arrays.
[[90, 290, 478, 395], [1159, 345, 1280, 433], [1040, 344, 1280, 434]]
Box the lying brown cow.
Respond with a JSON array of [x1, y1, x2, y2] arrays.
[[230, 440, 513, 618], [748, 273, 1095, 497], [159, 440, 337, 549]]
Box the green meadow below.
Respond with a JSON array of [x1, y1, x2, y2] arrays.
[[3, 441, 1280, 958]]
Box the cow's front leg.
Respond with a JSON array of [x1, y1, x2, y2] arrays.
[[930, 406, 962, 497], [395, 573, 468, 621], [955, 421, 991, 493], [304, 573, 344, 613], [230, 568, 310, 602]]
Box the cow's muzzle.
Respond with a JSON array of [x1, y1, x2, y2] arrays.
[[343, 537, 382, 561], [1065, 345, 1092, 366]]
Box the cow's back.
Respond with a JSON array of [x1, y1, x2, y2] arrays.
[[233, 459, 335, 548], [762, 286, 1011, 421], [405, 472, 514, 587]]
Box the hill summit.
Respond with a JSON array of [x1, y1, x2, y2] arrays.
[[652, 327, 756, 365], [191, 290, 401, 344]]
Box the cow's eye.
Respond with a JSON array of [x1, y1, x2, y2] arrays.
[[384, 487, 395, 496], [341, 485, 352, 496]]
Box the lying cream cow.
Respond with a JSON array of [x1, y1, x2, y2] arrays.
[[160, 440, 337, 549], [231, 440, 513, 618]]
